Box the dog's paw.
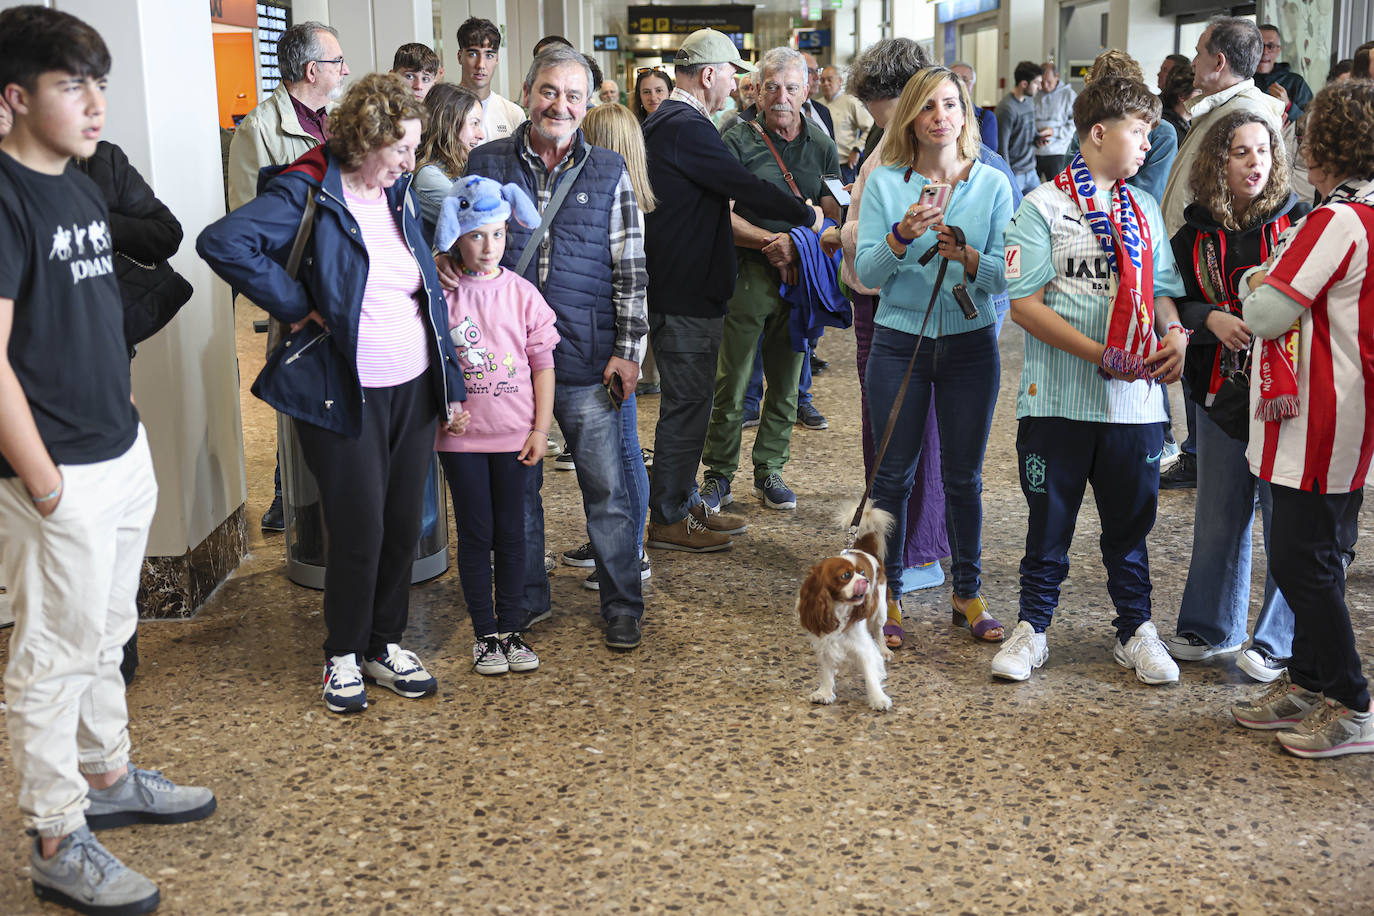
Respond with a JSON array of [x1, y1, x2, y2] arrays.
[[809, 690, 836, 705], [879, 644, 894, 661], [867, 692, 893, 711]]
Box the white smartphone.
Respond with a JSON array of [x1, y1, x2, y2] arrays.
[[823, 177, 851, 206], [920, 182, 952, 212]]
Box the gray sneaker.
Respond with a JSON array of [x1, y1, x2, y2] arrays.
[[85, 767, 216, 831], [31, 825, 160, 915], [1231, 671, 1320, 730]]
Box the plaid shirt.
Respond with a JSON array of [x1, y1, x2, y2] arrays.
[[517, 133, 648, 365], [668, 87, 711, 120]]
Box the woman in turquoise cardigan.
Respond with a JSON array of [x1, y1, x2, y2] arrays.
[[856, 66, 1013, 644]]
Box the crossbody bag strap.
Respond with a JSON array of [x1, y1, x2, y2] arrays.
[[748, 119, 802, 198], [285, 191, 318, 279], [514, 151, 590, 277]]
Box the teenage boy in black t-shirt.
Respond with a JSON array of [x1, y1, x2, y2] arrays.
[[0, 8, 214, 913]]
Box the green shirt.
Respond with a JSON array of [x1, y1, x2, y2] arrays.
[[723, 117, 839, 236]]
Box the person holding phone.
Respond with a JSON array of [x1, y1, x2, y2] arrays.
[[855, 66, 1014, 646]]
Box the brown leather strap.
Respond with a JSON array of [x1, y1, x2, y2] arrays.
[[748, 119, 802, 198]]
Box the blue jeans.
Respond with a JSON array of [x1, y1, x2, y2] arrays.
[[744, 335, 814, 414], [1175, 409, 1293, 657], [865, 324, 999, 600], [526, 380, 642, 621], [620, 392, 648, 557]]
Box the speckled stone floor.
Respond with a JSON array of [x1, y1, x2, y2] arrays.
[[2, 306, 1372, 914]]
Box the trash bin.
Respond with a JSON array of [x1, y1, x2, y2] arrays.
[[278, 413, 448, 590]]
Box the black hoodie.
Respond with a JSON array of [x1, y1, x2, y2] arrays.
[[1170, 192, 1309, 406], [642, 98, 813, 317]]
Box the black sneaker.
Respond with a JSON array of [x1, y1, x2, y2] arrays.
[[810, 355, 829, 373], [561, 541, 597, 568], [260, 493, 285, 532], [1159, 452, 1196, 489], [584, 557, 652, 590], [797, 403, 828, 430], [553, 451, 575, 471]]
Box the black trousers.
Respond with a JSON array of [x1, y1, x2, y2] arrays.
[[296, 374, 437, 660], [1268, 483, 1370, 711]]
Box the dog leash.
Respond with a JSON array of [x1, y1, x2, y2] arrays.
[[847, 225, 974, 546]]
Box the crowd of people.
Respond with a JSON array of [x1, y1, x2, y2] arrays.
[[2, 4, 1374, 912]]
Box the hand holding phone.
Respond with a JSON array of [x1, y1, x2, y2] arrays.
[[919, 182, 952, 212]]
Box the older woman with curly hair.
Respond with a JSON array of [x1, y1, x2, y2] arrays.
[[1228, 80, 1374, 758], [1163, 110, 1307, 681], [198, 73, 468, 714]]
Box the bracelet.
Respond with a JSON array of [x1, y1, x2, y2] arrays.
[[1165, 321, 1191, 341], [890, 222, 914, 246], [530, 428, 549, 437], [32, 479, 63, 504]]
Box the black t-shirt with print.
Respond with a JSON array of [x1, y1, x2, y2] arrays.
[[0, 150, 138, 475]]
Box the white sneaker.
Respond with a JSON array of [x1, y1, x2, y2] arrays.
[[991, 621, 1048, 681], [1164, 632, 1244, 661], [1114, 621, 1180, 685], [1235, 647, 1286, 683], [322, 654, 368, 713]]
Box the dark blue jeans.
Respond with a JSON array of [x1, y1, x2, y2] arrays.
[[438, 451, 528, 637], [1016, 418, 1161, 643], [864, 323, 999, 600], [647, 312, 723, 526], [620, 392, 648, 556]]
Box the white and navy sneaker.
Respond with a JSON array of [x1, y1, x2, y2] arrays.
[[322, 654, 368, 713], [362, 644, 438, 698]]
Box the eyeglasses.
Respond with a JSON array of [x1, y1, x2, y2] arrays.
[[1262, 42, 1281, 51], [314, 57, 345, 67]]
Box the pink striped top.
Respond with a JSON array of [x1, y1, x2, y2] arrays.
[[345, 188, 430, 388]]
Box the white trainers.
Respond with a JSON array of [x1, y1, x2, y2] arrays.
[[1164, 632, 1244, 661], [1114, 621, 1180, 685], [322, 654, 368, 713], [362, 644, 438, 698], [991, 621, 1048, 681], [1235, 647, 1286, 683]]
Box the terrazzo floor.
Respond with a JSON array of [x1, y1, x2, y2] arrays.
[[1, 305, 1372, 914]]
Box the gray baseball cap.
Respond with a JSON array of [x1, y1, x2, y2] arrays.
[[674, 29, 754, 73]]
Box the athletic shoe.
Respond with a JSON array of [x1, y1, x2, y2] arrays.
[[689, 501, 747, 535], [1164, 632, 1244, 661], [1236, 647, 1286, 683], [362, 644, 438, 698], [85, 767, 217, 830], [473, 636, 508, 675], [796, 403, 829, 430], [646, 514, 732, 553], [1159, 439, 1182, 471], [1114, 621, 1180, 684], [322, 654, 368, 713], [30, 826, 159, 916], [544, 551, 556, 574], [641, 448, 654, 469], [754, 473, 797, 510], [260, 493, 285, 532], [700, 475, 733, 510], [742, 407, 761, 428], [584, 556, 652, 590], [1232, 671, 1321, 730], [810, 355, 830, 374], [991, 621, 1048, 681], [1159, 452, 1197, 489], [561, 541, 597, 568], [554, 451, 575, 471], [1277, 699, 1374, 758], [501, 633, 540, 672]]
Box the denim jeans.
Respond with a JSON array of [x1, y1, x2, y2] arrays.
[[1175, 409, 1293, 657], [865, 323, 999, 599], [744, 335, 814, 413], [647, 312, 723, 526], [551, 380, 643, 620], [620, 392, 648, 557]]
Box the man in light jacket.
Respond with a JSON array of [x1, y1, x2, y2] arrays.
[[1162, 16, 1285, 235]]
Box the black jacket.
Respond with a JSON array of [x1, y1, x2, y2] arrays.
[[1253, 63, 1314, 122], [1170, 193, 1308, 406], [78, 141, 192, 349], [642, 99, 813, 317]]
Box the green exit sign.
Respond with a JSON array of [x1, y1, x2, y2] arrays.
[[829, 0, 843, 7]]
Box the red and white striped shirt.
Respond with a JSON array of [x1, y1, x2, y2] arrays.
[[345, 189, 430, 388], [1247, 187, 1374, 493]]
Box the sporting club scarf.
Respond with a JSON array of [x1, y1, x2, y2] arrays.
[[1054, 152, 1158, 379]]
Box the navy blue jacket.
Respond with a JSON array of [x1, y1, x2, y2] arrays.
[[467, 123, 625, 386], [196, 146, 466, 436]]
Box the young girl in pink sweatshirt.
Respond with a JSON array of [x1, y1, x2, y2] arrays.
[[434, 176, 558, 675]]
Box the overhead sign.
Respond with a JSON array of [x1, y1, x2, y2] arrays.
[[627, 5, 755, 35], [593, 34, 620, 51], [209, 0, 256, 28], [797, 29, 832, 50], [935, 0, 999, 23]]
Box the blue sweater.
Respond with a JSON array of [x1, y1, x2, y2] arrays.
[[855, 159, 1013, 338]]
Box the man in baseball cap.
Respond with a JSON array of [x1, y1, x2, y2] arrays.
[[674, 28, 755, 74]]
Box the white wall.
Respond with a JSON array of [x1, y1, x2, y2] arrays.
[[1108, 0, 1175, 89], [372, 0, 435, 72]]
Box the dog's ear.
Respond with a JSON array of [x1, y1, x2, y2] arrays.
[[797, 563, 839, 636]]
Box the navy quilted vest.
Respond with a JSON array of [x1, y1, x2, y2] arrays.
[[468, 125, 623, 386]]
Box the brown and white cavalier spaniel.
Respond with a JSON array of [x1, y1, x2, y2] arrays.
[[796, 507, 894, 710]]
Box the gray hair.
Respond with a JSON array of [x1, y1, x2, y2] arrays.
[[523, 44, 594, 100], [278, 21, 338, 85], [847, 38, 932, 103], [1205, 15, 1262, 80], [950, 60, 976, 85], [758, 46, 806, 84]]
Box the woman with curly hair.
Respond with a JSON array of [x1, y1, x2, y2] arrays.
[[197, 73, 468, 714], [631, 68, 673, 122], [413, 82, 484, 243], [1228, 80, 1374, 757], [1163, 110, 1307, 681]]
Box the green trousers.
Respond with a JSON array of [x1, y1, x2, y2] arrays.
[[701, 255, 805, 484]]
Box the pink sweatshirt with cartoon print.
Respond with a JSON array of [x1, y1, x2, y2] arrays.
[[435, 269, 559, 454]]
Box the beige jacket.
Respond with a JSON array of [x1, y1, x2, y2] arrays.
[[1162, 79, 1286, 235], [826, 92, 873, 157], [226, 84, 321, 211]]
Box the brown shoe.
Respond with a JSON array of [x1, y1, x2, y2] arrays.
[[689, 502, 747, 535], [645, 514, 732, 553]]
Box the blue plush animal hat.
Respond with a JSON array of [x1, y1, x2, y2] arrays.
[[434, 175, 541, 253]]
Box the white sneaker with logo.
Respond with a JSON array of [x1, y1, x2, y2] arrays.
[[990, 621, 1048, 681], [1114, 621, 1180, 685]]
